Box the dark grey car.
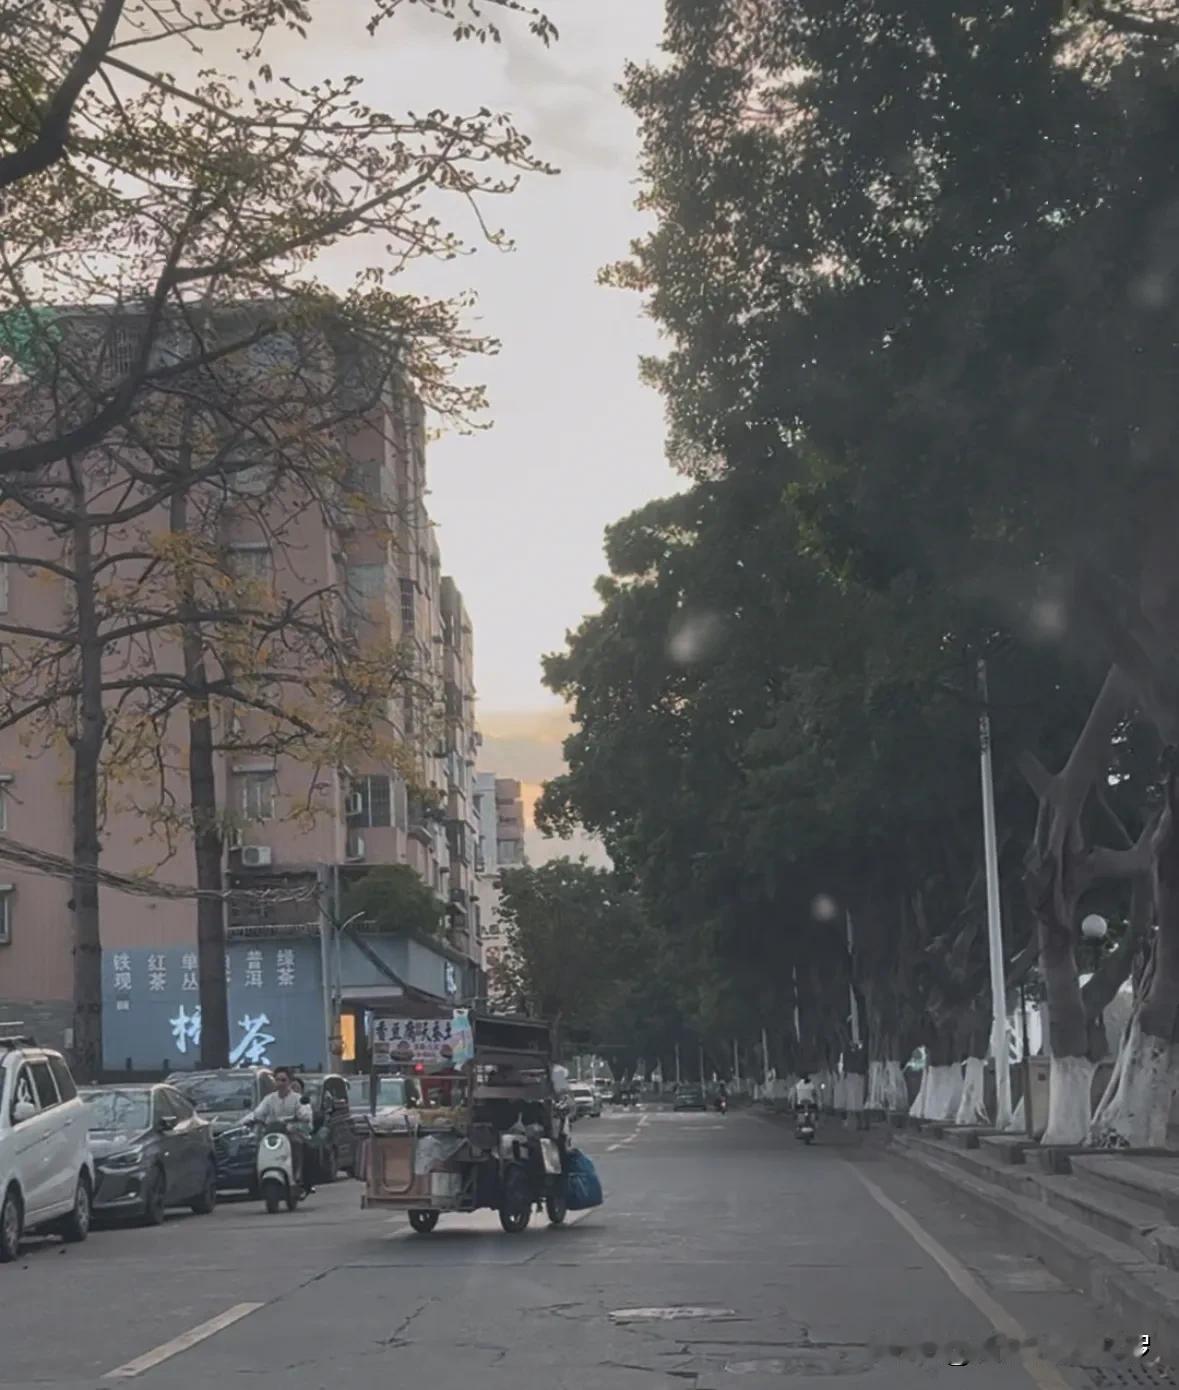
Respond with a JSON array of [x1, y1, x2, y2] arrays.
[[82, 1085, 217, 1225]]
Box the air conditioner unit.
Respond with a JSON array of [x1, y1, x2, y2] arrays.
[[344, 792, 364, 816], [240, 845, 272, 868], [345, 835, 366, 863]]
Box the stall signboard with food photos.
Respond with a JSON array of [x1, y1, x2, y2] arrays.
[[371, 1010, 475, 1068]]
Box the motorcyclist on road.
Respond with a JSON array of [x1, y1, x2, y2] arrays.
[[246, 1067, 313, 1194], [794, 1074, 818, 1115]]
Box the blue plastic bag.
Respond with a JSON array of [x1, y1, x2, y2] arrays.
[[564, 1148, 603, 1210]]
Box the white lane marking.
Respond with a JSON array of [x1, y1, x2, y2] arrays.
[[611, 1306, 737, 1322], [847, 1165, 1070, 1390], [608, 1112, 648, 1151], [103, 1303, 264, 1380]]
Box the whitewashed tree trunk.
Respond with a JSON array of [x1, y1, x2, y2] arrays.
[[910, 1067, 930, 1119], [1041, 1055, 1095, 1145], [955, 1057, 990, 1126], [1005, 1095, 1025, 1133], [923, 1064, 963, 1121], [844, 1072, 866, 1113], [867, 1060, 885, 1110], [882, 1061, 909, 1113], [1089, 1016, 1177, 1148], [833, 1075, 848, 1111]]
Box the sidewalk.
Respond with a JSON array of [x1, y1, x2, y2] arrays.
[[884, 1116, 1179, 1366]]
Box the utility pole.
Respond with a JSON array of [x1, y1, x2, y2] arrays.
[[699, 1042, 706, 1084], [732, 1038, 741, 1085], [674, 1042, 682, 1086], [846, 912, 861, 1050], [762, 1027, 770, 1086], [792, 966, 801, 1052], [978, 659, 1013, 1130]]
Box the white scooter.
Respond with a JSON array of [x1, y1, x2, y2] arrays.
[[253, 1121, 305, 1214]]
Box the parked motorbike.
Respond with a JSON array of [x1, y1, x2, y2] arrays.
[[253, 1121, 306, 1213], [795, 1105, 816, 1144]]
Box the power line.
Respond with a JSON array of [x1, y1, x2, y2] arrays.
[[0, 833, 319, 906]]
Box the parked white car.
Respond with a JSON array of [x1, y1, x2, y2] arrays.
[[0, 1037, 95, 1261]]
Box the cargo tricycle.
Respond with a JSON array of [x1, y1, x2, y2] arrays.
[[354, 1011, 572, 1235]]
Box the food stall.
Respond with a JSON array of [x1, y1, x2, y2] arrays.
[[355, 1010, 572, 1234]]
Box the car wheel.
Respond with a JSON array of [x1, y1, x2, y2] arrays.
[[498, 1167, 532, 1234], [191, 1163, 217, 1215], [0, 1186, 22, 1263], [140, 1168, 167, 1227], [408, 1209, 439, 1234], [61, 1172, 92, 1243]]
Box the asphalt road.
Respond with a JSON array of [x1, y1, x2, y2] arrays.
[[0, 1106, 1152, 1389]]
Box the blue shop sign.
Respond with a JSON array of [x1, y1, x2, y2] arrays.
[[102, 940, 323, 1073]]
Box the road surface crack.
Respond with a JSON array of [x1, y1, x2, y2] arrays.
[[379, 1299, 433, 1347]]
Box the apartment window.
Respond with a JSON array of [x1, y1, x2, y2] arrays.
[[0, 886, 11, 944], [393, 776, 408, 831], [347, 460, 382, 502], [400, 578, 416, 634], [228, 545, 273, 586], [105, 323, 142, 381], [349, 774, 392, 829], [227, 463, 272, 497], [346, 563, 384, 604], [234, 771, 276, 822]]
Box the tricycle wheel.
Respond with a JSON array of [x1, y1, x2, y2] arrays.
[[498, 1168, 532, 1234], [545, 1184, 568, 1227], [408, 1209, 440, 1234]]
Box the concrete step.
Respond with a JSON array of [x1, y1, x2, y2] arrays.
[[1032, 1171, 1163, 1258], [979, 1133, 1037, 1164], [944, 1126, 1000, 1150], [890, 1130, 1179, 1365], [1071, 1154, 1179, 1222], [891, 1131, 1032, 1198]]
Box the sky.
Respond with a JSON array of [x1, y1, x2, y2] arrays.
[[185, 1, 673, 862]]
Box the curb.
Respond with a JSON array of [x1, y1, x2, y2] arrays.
[[888, 1130, 1179, 1363]]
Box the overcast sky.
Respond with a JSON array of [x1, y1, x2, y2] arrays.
[[200, 0, 673, 860]]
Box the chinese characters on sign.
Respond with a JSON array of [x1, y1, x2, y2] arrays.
[[371, 1010, 474, 1067], [167, 1006, 277, 1066], [245, 949, 264, 988], [110, 946, 297, 996], [113, 952, 132, 992]]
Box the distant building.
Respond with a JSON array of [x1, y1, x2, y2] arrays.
[[472, 772, 529, 987], [495, 778, 527, 869]]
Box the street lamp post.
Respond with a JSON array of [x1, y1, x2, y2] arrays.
[[978, 660, 1013, 1130]]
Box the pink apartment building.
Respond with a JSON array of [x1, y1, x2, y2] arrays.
[[0, 308, 484, 1067]]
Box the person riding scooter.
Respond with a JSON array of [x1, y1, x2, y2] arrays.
[[793, 1074, 818, 1119], [246, 1067, 313, 1194], [714, 1082, 728, 1114]]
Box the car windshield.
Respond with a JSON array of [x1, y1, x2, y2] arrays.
[[347, 1076, 407, 1110], [171, 1074, 256, 1111], [82, 1089, 151, 1132]]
